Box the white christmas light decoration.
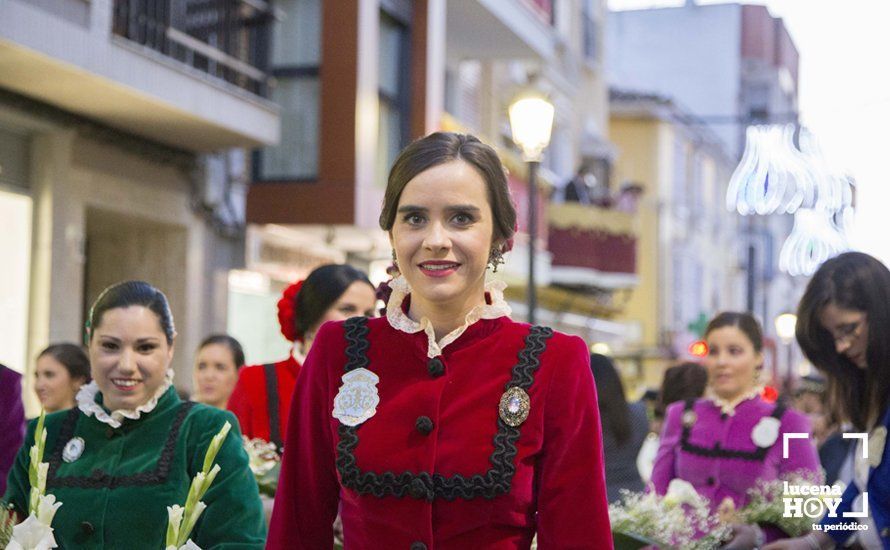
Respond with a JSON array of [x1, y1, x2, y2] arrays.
[[778, 208, 850, 277], [727, 124, 855, 276]]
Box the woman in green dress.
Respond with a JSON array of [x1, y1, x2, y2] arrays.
[[3, 280, 266, 549]]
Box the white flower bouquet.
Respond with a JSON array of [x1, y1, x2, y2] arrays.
[[1, 503, 15, 548], [242, 437, 280, 498], [164, 421, 232, 550], [734, 470, 827, 538], [608, 479, 732, 550], [6, 410, 63, 550]]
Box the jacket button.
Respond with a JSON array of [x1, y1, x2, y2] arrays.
[[415, 416, 434, 435], [105, 427, 115, 439], [410, 543, 427, 550], [408, 478, 430, 500], [427, 357, 445, 378], [81, 521, 95, 535], [707, 477, 715, 486], [881, 527, 890, 537]]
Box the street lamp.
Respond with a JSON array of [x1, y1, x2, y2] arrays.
[[775, 312, 797, 392], [509, 91, 554, 325]]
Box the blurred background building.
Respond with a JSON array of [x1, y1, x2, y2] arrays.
[[607, 0, 807, 387]]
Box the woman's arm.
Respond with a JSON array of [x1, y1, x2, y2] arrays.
[[535, 335, 613, 549], [777, 410, 821, 479], [650, 402, 684, 495], [267, 322, 341, 550]]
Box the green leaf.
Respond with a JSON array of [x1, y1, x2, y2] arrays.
[[613, 530, 658, 550]]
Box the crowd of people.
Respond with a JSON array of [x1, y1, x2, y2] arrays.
[[1, 132, 889, 549]]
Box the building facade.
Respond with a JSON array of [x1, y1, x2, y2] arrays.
[[0, 0, 279, 412]]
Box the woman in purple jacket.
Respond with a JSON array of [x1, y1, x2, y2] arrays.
[[0, 363, 25, 496], [651, 312, 820, 546]]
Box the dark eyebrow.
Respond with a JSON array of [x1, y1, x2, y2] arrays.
[[96, 335, 160, 344], [445, 205, 481, 213], [396, 204, 481, 213]]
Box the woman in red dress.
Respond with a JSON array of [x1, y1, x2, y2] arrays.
[[228, 264, 376, 450], [268, 132, 611, 549]]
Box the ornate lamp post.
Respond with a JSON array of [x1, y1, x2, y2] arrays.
[[508, 92, 554, 325]]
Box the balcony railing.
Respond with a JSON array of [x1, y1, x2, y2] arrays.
[[547, 203, 639, 290], [112, 0, 272, 97]]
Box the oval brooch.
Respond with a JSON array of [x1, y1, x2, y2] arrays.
[[682, 410, 697, 427], [499, 387, 530, 427], [751, 416, 781, 448], [62, 436, 85, 463], [332, 368, 380, 427]]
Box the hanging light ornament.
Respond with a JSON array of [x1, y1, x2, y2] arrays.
[[726, 124, 818, 216], [778, 208, 851, 277], [727, 125, 855, 276]]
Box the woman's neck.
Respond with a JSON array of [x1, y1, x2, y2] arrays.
[[408, 292, 487, 340], [710, 385, 758, 406]]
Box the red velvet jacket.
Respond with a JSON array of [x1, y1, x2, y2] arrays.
[[228, 354, 301, 448], [268, 315, 612, 549]]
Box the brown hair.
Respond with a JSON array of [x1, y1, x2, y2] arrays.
[[796, 252, 890, 430], [38, 343, 91, 383], [379, 132, 516, 247], [705, 311, 764, 352], [656, 361, 707, 418]]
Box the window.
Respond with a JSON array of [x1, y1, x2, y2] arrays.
[[376, 10, 411, 187], [257, 0, 321, 180]]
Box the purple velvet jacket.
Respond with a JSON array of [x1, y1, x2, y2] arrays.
[[652, 396, 820, 511], [0, 365, 25, 496]]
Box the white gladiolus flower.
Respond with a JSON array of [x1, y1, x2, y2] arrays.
[[8, 514, 58, 550], [35, 495, 62, 526], [167, 505, 184, 529], [36, 464, 49, 495]]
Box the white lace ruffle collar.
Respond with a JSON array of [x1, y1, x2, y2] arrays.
[[76, 369, 175, 428], [705, 385, 764, 416], [386, 276, 512, 358]]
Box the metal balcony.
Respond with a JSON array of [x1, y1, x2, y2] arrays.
[[112, 0, 272, 97]]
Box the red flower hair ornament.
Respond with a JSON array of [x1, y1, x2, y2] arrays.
[[277, 280, 304, 343]]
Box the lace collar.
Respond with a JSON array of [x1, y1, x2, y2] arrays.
[[76, 369, 175, 428], [704, 386, 764, 416], [385, 276, 512, 358]]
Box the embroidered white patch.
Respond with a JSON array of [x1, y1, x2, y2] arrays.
[[751, 416, 781, 448], [868, 426, 887, 468], [332, 368, 380, 427], [62, 436, 85, 463]]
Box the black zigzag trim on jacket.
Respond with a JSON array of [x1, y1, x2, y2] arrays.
[[680, 399, 787, 461], [335, 316, 553, 501], [47, 401, 194, 489]]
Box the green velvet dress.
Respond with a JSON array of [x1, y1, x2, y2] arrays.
[[3, 386, 266, 549]]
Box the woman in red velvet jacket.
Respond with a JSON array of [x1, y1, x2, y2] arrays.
[[227, 264, 376, 450], [268, 132, 612, 549]]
